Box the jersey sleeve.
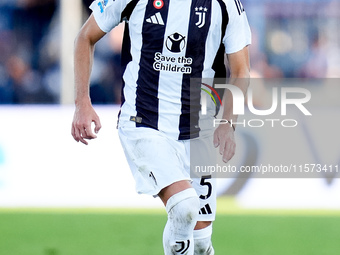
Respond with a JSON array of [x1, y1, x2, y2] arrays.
[[90, 0, 129, 33], [223, 0, 251, 54]]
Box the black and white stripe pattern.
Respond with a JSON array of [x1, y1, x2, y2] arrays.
[[121, 0, 226, 140], [91, 0, 251, 140]]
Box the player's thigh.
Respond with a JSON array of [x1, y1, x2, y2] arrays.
[[118, 126, 192, 197]]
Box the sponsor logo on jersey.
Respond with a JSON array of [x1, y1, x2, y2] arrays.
[[146, 12, 164, 25], [153, 52, 193, 74], [165, 33, 186, 53], [195, 6, 208, 28], [153, 0, 164, 9]]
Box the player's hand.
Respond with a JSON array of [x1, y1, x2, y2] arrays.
[[71, 102, 102, 145], [213, 124, 236, 163]]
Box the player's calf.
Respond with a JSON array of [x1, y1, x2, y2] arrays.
[[163, 188, 200, 255]]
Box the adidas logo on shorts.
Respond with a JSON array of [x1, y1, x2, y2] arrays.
[[146, 12, 164, 25], [199, 203, 212, 215]]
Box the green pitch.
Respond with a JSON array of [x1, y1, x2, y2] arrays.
[[0, 207, 339, 255]]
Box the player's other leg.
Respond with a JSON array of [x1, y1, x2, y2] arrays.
[[194, 221, 214, 255], [190, 133, 217, 255], [159, 180, 200, 255], [191, 175, 216, 255]]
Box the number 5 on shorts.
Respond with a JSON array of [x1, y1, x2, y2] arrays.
[[199, 175, 212, 200]]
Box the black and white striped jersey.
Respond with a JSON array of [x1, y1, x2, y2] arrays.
[[90, 0, 251, 140]]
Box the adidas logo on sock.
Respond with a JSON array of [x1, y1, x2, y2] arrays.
[[146, 12, 164, 25]]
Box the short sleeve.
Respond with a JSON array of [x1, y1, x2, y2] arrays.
[[223, 0, 251, 54], [90, 0, 128, 33]]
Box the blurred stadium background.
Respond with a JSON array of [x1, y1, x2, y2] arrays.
[[0, 0, 340, 254]]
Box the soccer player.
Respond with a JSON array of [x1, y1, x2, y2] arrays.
[[71, 0, 251, 254]]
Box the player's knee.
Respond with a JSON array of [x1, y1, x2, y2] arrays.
[[166, 188, 200, 224], [164, 188, 199, 254], [173, 195, 200, 224]]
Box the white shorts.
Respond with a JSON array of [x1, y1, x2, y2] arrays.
[[118, 126, 216, 221], [191, 135, 217, 222]]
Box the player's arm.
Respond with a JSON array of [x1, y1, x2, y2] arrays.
[[71, 14, 106, 145], [222, 45, 250, 122], [213, 46, 250, 162]]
